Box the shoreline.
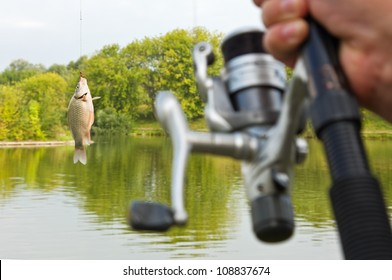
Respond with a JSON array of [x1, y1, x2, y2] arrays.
[[1, 130, 391, 148], [0, 141, 74, 148]]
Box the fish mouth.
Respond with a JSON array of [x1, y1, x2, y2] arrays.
[[75, 93, 88, 100]]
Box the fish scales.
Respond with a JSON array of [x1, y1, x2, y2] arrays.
[[68, 97, 91, 148], [67, 73, 96, 165]]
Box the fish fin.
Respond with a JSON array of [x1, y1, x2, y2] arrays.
[[89, 111, 94, 127], [74, 147, 87, 165], [92, 96, 101, 101], [84, 130, 92, 146], [87, 97, 94, 113]]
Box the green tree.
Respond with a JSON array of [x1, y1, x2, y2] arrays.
[[121, 37, 164, 120], [121, 27, 223, 120], [93, 107, 133, 135], [157, 28, 223, 119], [19, 72, 68, 138], [26, 100, 45, 139], [0, 73, 68, 140], [83, 45, 129, 112], [0, 59, 46, 85], [0, 85, 22, 140]]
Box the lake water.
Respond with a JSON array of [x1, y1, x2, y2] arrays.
[[1, 136, 391, 260]]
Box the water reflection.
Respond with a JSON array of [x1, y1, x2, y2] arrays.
[[0, 137, 391, 259]]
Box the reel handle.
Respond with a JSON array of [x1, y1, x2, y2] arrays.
[[129, 91, 189, 231], [155, 91, 190, 225]]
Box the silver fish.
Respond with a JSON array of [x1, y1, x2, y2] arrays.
[[67, 73, 96, 165]]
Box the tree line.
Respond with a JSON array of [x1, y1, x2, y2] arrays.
[[0, 27, 224, 141]]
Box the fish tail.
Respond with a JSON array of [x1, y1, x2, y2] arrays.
[[74, 147, 87, 165]]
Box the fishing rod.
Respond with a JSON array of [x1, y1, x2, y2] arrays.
[[129, 20, 392, 258], [302, 19, 392, 259]]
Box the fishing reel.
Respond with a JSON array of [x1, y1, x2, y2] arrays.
[[130, 27, 309, 243]]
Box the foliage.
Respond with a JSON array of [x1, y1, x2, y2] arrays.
[[89, 27, 224, 120], [285, 66, 293, 80], [93, 107, 133, 135], [0, 85, 20, 139], [0, 73, 68, 140], [0, 59, 46, 85]]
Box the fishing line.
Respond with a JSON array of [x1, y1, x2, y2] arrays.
[[80, 0, 83, 58], [193, 0, 197, 28], [79, 0, 85, 76]]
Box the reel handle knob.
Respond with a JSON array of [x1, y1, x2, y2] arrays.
[[129, 201, 174, 231]]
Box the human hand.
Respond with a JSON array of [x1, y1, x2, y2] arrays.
[[253, 0, 392, 123]]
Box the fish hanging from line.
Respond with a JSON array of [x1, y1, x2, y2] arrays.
[[67, 73, 100, 165]]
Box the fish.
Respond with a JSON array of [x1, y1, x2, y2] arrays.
[[67, 73, 98, 165]]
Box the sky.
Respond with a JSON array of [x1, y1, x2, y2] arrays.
[[0, 0, 263, 71]]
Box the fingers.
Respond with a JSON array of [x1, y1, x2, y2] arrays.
[[262, 0, 308, 27], [261, 0, 309, 66], [263, 19, 309, 66], [253, 0, 265, 6]]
